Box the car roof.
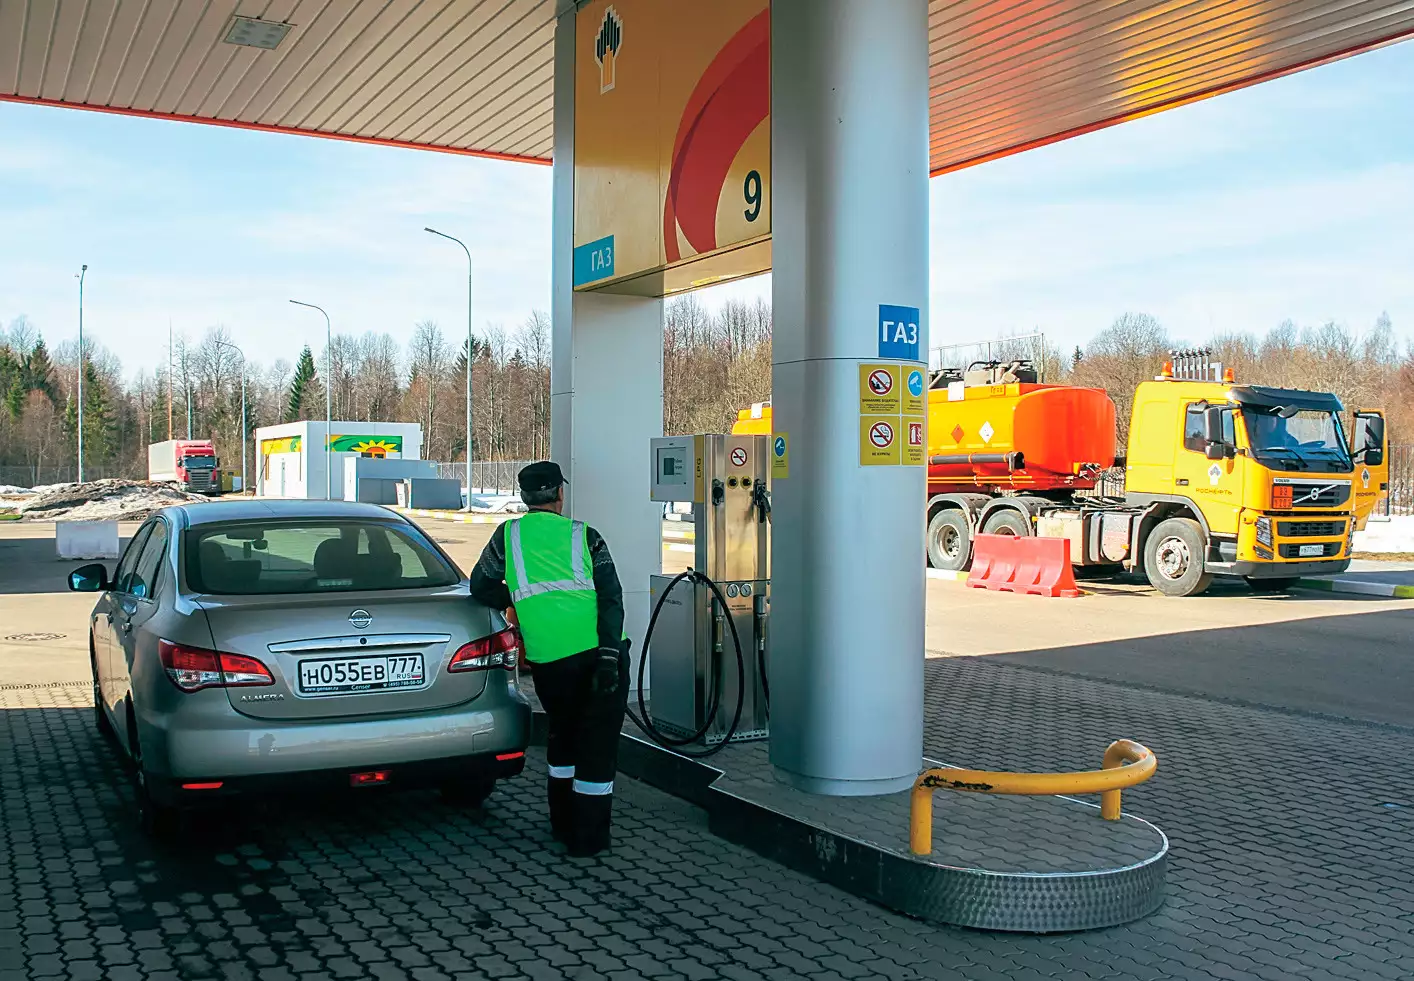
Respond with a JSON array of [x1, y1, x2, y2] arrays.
[[170, 499, 409, 526]]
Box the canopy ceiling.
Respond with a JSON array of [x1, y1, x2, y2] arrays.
[[1, 0, 1411, 174]]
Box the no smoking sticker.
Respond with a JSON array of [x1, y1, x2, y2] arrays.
[[859, 415, 901, 466], [730, 447, 748, 468]]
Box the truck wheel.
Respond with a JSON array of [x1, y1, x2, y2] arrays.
[[981, 510, 1031, 537], [1246, 577, 1298, 594], [927, 511, 972, 571], [1144, 518, 1213, 597]]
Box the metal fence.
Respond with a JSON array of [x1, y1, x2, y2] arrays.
[[436, 460, 535, 496], [0, 464, 133, 489], [1077, 444, 1414, 515]]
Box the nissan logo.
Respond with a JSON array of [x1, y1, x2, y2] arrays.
[[349, 609, 373, 629]]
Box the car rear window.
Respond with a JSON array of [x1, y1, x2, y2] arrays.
[[186, 519, 460, 595]]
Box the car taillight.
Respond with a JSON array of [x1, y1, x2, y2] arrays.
[[448, 628, 521, 673], [159, 640, 274, 692]]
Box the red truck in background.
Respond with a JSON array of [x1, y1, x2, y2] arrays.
[[147, 439, 222, 495]]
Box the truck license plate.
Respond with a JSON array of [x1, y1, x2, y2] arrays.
[[1297, 544, 1324, 558], [298, 654, 425, 695]]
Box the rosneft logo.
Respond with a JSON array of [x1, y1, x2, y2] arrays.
[[595, 6, 623, 94]]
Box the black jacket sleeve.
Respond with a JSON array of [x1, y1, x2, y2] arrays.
[[468, 522, 513, 612], [586, 525, 626, 650]]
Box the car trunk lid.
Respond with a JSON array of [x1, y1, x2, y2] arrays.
[[197, 585, 494, 721]]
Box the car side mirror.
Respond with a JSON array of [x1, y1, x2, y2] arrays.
[[69, 563, 109, 593], [1205, 443, 1226, 461]]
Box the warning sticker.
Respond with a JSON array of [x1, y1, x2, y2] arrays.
[[772, 433, 789, 479], [860, 416, 900, 466], [859, 364, 901, 415], [730, 446, 748, 468], [903, 421, 925, 466], [903, 368, 926, 417]]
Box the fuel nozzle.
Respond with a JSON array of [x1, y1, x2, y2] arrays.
[[751, 480, 771, 523], [712, 478, 725, 506]]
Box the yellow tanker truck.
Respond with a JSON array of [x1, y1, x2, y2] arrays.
[[734, 353, 1388, 596]]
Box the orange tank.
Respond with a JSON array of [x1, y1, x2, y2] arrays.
[[927, 383, 1115, 492], [731, 384, 1116, 494]]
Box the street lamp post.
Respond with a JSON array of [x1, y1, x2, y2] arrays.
[[76, 264, 87, 482], [215, 339, 248, 495], [289, 300, 333, 501], [424, 227, 473, 510]]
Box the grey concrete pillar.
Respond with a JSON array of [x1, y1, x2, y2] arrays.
[[769, 0, 929, 795]]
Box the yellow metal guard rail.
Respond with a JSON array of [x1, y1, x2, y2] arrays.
[[910, 739, 1156, 856]]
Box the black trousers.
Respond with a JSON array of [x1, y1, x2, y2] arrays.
[[529, 641, 630, 854]]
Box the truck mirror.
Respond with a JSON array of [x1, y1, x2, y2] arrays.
[[1354, 414, 1385, 465], [1201, 405, 1233, 459]]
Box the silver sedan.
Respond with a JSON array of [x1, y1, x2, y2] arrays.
[[70, 499, 531, 835]]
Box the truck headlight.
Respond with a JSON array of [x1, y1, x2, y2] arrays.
[[1255, 516, 1273, 547]]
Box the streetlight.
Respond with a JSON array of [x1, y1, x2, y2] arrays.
[[75, 264, 87, 482], [289, 300, 333, 501], [424, 226, 473, 510], [215, 338, 248, 495]]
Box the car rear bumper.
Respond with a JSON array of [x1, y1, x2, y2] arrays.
[[147, 748, 527, 806], [138, 695, 532, 782]]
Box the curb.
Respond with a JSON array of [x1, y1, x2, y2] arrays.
[[925, 569, 966, 581], [393, 508, 513, 524], [1296, 577, 1414, 599]]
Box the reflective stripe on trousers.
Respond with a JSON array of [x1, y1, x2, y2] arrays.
[[548, 765, 575, 779], [507, 518, 593, 603], [573, 779, 614, 796]]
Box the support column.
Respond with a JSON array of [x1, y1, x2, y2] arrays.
[[769, 0, 929, 795], [551, 4, 664, 673]]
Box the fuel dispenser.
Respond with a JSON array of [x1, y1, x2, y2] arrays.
[[638, 434, 771, 748]]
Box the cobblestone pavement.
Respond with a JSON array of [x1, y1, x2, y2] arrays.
[[5, 654, 1414, 981]]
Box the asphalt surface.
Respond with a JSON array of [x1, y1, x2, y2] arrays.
[[3, 515, 1413, 980]]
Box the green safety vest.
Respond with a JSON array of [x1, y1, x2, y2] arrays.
[[505, 512, 601, 664]]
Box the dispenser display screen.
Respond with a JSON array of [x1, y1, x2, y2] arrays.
[[657, 446, 688, 485]]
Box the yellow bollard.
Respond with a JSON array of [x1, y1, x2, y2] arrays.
[[910, 784, 934, 856], [908, 739, 1156, 856]]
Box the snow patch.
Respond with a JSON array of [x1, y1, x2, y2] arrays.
[[1354, 515, 1414, 554]]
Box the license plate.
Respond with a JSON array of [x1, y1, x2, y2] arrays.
[[1298, 544, 1325, 558], [298, 654, 425, 695]]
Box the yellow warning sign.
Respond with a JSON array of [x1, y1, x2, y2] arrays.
[[860, 415, 901, 466], [901, 366, 926, 418], [771, 433, 789, 479], [859, 364, 901, 415], [903, 419, 926, 466]]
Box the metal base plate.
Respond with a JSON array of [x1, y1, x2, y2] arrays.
[[616, 733, 1167, 933]]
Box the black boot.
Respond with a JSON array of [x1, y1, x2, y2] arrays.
[[548, 777, 573, 843], [566, 792, 612, 857]]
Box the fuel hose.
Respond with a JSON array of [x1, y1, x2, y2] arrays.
[[625, 568, 749, 759]]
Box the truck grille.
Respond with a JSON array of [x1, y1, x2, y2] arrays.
[[1277, 520, 1346, 538], [1278, 542, 1341, 559], [1275, 481, 1351, 509], [189, 473, 212, 491]]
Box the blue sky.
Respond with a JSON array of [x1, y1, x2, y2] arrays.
[[1, 38, 1411, 379]]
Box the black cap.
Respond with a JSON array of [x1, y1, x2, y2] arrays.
[[518, 461, 567, 494]]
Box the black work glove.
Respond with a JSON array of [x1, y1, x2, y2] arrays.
[[590, 647, 621, 696]]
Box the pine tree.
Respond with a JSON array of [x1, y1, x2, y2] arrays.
[[285, 346, 320, 422], [1072, 345, 1084, 368], [24, 340, 57, 402], [5, 378, 23, 420]]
